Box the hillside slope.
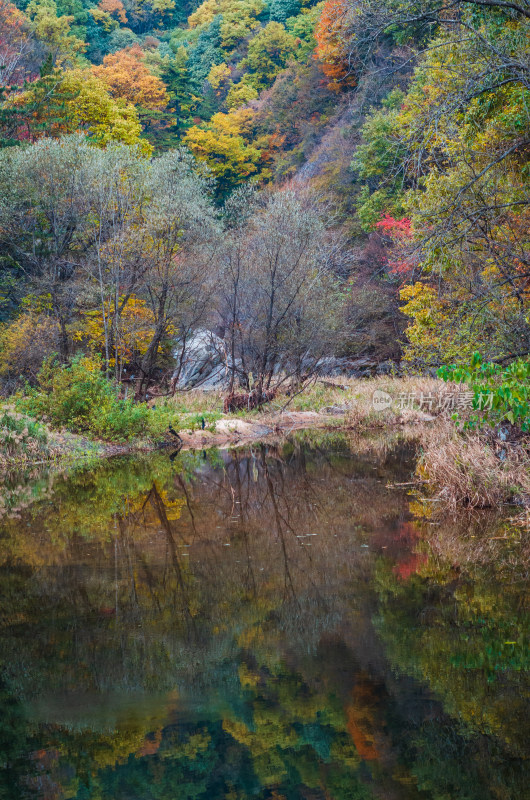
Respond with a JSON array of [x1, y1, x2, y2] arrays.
[[1, 0, 529, 374]]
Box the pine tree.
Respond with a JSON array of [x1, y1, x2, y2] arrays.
[[160, 46, 197, 138], [187, 14, 223, 83], [269, 0, 300, 23]]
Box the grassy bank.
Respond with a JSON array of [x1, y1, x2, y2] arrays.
[[0, 406, 106, 471], [2, 373, 528, 516], [301, 375, 529, 513]]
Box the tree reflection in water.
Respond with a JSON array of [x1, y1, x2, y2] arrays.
[[0, 432, 527, 799]]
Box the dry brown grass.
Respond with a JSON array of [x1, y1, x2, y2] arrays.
[[165, 376, 447, 420], [162, 389, 225, 414], [340, 375, 446, 429], [418, 419, 530, 510]]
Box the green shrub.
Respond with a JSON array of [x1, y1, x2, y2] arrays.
[[0, 408, 49, 461], [438, 353, 530, 431], [143, 401, 181, 439], [17, 355, 179, 442], [185, 411, 220, 433]]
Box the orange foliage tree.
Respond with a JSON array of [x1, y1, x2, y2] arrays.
[[314, 0, 355, 91], [98, 0, 128, 24], [375, 214, 416, 276], [0, 0, 34, 86], [93, 46, 169, 110]]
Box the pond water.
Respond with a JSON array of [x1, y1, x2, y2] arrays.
[[0, 432, 527, 799]]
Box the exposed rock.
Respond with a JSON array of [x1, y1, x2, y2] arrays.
[[172, 330, 238, 390], [214, 419, 271, 437], [172, 329, 402, 389]]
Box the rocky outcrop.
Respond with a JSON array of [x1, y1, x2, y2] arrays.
[[172, 330, 238, 390], [171, 329, 401, 389]]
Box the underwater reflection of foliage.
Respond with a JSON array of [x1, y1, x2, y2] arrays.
[[0, 437, 417, 797], [0, 678, 36, 800], [373, 511, 529, 796], [1, 437, 527, 798]]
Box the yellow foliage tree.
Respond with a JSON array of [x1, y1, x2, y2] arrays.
[[226, 77, 258, 110], [0, 311, 59, 381], [184, 108, 262, 195], [73, 296, 157, 369], [188, 0, 265, 51], [89, 7, 118, 32], [46, 69, 147, 148], [9, 66, 147, 148], [207, 62, 231, 91], [243, 21, 299, 89], [399, 282, 481, 367], [151, 0, 176, 13], [25, 0, 86, 67]]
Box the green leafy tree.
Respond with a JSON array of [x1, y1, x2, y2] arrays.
[[243, 21, 299, 90], [187, 13, 223, 83], [269, 0, 300, 22], [351, 89, 407, 230], [285, 3, 323, 57]]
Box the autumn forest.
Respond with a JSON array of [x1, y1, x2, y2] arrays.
[[1, 0, 528, 377]]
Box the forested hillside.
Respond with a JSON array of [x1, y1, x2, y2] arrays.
[[0, 0, 528, 392]]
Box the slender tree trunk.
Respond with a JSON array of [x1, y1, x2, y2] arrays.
[[138, 294, 167, 397], [58, 316, 69, 361]]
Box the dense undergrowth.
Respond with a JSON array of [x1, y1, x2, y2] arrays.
[[16, 355, 177, 441]]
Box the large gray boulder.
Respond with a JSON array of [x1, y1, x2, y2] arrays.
[[172, 330, 236, 390]]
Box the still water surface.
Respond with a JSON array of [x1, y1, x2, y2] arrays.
[[0, 432, 528, 799]]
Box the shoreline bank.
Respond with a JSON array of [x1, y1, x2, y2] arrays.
[[2, 377, 529, 517]]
